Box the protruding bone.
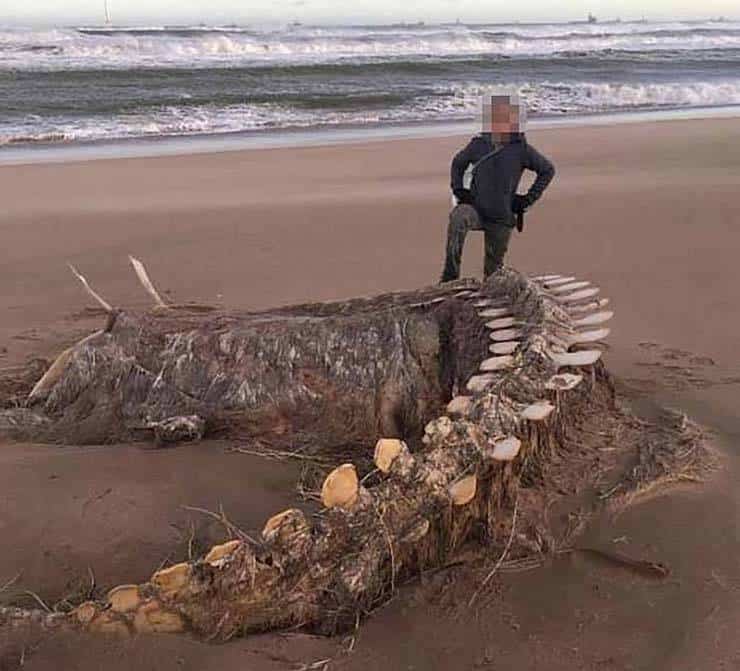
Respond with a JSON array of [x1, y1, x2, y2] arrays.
[[449, 474, 477, 505], [204, 540, 241, 565], [550, 350, 603, 368], [68, 264, 113, 312], [567, 298, 610, 314], [485, 316, 517, 330], [572, 311, 614, 327], [479, 355, 514, 372], [27, 330, 103, 404], [151, 562, 191, 597], [491, 436, 522, 461], [478, 307, 511, 319], [107, 584, 141, 614], [446, 396, 473, 417], [490, 328, 523, 342], [521, 401, 555, 421], [556, 287, 600, 304], [453, 290, 475, 298], [321, 463, 359, 509], [129, 256, 168, 308], [474, 299, 505, 308], [545, 373, 583, 390], [466, 373, 496, 393], [531, 274, 562, 282], [543, 276, 577, 287], [374, 438, 407, 473], [551, 280, 591, 294], [565, 328, 610, 345], [490, 341, 519, 355]]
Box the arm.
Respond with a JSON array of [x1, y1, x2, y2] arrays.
[[521, 144, 555, 207], [450, 138, 478, 194]]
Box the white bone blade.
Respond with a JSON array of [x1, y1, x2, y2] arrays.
[[521, 401, 555, 421], [566, 328, 611, 345], [573, 311, 614, 327], [543, 276, 578, 287], [545, 373, 583, 390], [485, 316, 517, 330], [466, 374, 496, 393], [474, 299, 505, 308], [454, 290, 475, 298], [567, 298, 610, 315], [129, 256, 168, 308], [479, 355, 514, 372], [491, 436, 521, 461], [550, 350, 602, 368], [68, 264, 113, 312], [531, 274, 563, 282], [556, 287, 600, 304], [478, 307, 511, 319], [490, 328, 523, 342], [551, 280, 591, 294], [489, 341, 519, 355]]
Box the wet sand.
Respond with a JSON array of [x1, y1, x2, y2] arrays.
[[1, 117, 739, 669]]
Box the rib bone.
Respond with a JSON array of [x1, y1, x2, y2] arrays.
[[129, 256, 168, 308], [68, 264, 113, 312], [543, 276, 577, 287], [479, 355, 514, 372], [564, 328, 611, 345], [573, 311, 614, 327], [551, 280, 591, 294], [490, 328, 523, 342], [549, 350, 603, 368], [485, 317, 517, 330], [489, 341, 519, 355], [556, 287, 600, 304]]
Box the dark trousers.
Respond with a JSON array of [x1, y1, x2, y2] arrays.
[[440, 204, 513, 282]]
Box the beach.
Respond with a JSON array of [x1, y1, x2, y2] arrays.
[[1, 115, 740, 669]]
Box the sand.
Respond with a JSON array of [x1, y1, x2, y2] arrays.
[[1, 117, 739, 669]]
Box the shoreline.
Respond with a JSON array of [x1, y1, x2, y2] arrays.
[[1, 104, 739, 166]]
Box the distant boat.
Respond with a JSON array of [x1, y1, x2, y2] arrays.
[[588, 13, 597, 24]]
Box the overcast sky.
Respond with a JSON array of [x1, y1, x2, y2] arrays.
[[1, 0, 737, 26]]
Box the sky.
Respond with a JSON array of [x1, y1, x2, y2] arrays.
[[1, 0, 737, 26]]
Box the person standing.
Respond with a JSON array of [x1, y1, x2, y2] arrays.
[[440, 94, 555, 282]]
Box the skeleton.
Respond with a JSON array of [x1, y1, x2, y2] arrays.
[[0, 261, 705, 642]]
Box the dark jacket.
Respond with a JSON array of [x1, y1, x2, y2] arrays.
[[450, 132, 555, 227]]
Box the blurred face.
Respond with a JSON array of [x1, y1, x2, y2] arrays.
[[491, 103, 520, 134]]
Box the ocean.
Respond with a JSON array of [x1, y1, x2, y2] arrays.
[[1, 20, 740, 146]]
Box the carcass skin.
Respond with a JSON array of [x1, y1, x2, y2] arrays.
[[0, 267, 704, 643]]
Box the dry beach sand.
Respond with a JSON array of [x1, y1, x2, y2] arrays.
[[1, 117, 739, 669]]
